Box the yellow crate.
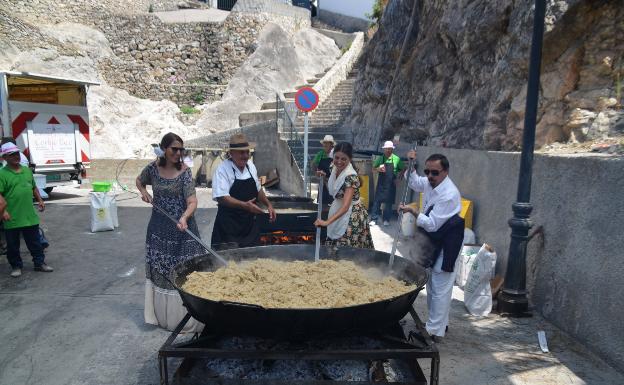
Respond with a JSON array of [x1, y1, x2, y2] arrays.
[[359, 175, 370, 208], [416, 193, 473, 229], [461, 198, 473, 229]]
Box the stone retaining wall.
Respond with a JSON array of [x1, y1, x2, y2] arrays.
[[5, 0, 311, 106]]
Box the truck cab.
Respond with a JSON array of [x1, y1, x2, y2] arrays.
[[0, 71, 99, 194]]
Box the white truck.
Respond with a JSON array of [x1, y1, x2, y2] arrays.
[[0, 71, 99, 194]]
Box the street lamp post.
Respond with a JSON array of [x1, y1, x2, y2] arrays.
[[497, 0, 547, 316]]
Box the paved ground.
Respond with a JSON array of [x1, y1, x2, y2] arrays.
[[153, 9, 230, 23], [0, 185, 622, 385]]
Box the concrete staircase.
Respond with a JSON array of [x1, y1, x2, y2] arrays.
[[283, 69, 357, 172]]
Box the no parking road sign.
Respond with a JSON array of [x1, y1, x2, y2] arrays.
[[294, 87, 319, 113], [293, 87, 320, 198]]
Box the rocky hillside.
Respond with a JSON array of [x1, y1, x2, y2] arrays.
[[346, 0, 624, 151], [0, 0, 339, 158]]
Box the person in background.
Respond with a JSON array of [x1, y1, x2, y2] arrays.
[[211, 133, 276, 250], [136, 132, 204, 332], [312, 134, 335, 204], [1, 137, 29, 167], [370, 140, 404, 226], [0, 142, 52, 278], [0, 138, 49, 249], [314, 142, 373, 249], [399, 151, 464, 342]]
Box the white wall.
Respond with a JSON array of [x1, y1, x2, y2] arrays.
[[318, 0, 374, 21]]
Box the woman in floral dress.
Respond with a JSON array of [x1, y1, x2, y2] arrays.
[[313, 142, 373, 249], [136, 132, 204, 332]]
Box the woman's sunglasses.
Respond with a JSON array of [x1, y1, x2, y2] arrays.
[[169, 147, 186, 153], [423, 169, 440, 176]]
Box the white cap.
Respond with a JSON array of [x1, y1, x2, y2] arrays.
[[0, 142, 20, 156], [382, 140, 395, 149], [320, 134, 335, 144]]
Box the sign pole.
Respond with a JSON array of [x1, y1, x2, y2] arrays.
[[303, 111, 309, 197], [294, 86, 319, 198]]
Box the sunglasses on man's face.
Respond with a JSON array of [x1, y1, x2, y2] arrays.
[[423, 169, 441, 177], [169, 147, 186, 153]]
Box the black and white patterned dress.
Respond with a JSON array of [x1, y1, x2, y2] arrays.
[[139, 162, 205, 332]]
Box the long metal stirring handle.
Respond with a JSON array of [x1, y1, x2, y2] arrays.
[[151, 202, 228, 267], [389, 157, 415, 268], [314, 176, 324, 262]]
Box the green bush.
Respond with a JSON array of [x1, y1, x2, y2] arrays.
[[366, 0, 387, 25], [180, 105, 200, 114], [340, 41, 352, 55], [148, 4, 154, 13], [192, 92, 205, 104]]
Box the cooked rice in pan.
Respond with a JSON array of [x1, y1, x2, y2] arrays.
[[181, 259, 416, 308]]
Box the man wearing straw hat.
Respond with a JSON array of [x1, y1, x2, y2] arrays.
[[211, 133, 276, 250], [312, 134, 335, 204]]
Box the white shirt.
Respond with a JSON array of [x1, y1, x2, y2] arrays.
[[212, 159, 261, 201], [408, 171, 461, 233]]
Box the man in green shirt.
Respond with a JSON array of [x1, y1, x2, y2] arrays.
[[370, 140, 404, 226], [0, 142, 53, 277]]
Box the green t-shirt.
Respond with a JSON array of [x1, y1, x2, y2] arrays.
[[312, 149, 331, 165], [373, 153, 404, 175], [0, 166, 39, 229]]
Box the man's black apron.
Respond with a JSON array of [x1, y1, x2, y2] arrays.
[[211, 165, 260, 250], [374, 158, 396, 203], [317, 157, 334, 204]]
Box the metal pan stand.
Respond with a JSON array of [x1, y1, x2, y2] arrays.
[[159, 308, 439, 385]]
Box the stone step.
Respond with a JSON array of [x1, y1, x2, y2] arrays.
[[294, 132, 351, 140], [314, 73, 327, 78], [307, 78, 320, 84], [325, 90, 354, 95], [324, 95, 354, 100], [296, 115, 347, 121], [261, 101, 278, 110], [308, 109, 351, 114], [283, 91, 297, 98], [298, 108, 350, 114], [239, 109, 276, 126], [299, 109, 350, 115], [292, 126, 345, 133], [295, 119, 347, 125]]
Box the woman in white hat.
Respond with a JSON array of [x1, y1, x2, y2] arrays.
[[211, 133, 276, 250], [312, 134, 335, 203]]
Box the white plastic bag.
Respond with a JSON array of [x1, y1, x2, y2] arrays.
[[464, 244, 497, 316], [455, 244, 480, 289], [464, 228, 476, 244], [90, 192, 115, 232]]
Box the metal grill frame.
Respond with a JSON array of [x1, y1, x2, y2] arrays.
[[158, 308, 439, 385]]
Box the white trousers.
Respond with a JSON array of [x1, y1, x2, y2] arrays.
[[425, 252, 457, 337]]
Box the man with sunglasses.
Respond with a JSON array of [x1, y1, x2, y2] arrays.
[[399, 150, 464, 342]]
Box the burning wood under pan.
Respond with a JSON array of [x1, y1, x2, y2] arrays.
[[259, 230, 316, 245]]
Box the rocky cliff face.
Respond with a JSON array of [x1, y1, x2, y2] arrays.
[[346, 0, 624, 150]]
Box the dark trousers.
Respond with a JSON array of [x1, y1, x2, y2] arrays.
[[5, 225, 45, 268], [370, 187, 396, 222]]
